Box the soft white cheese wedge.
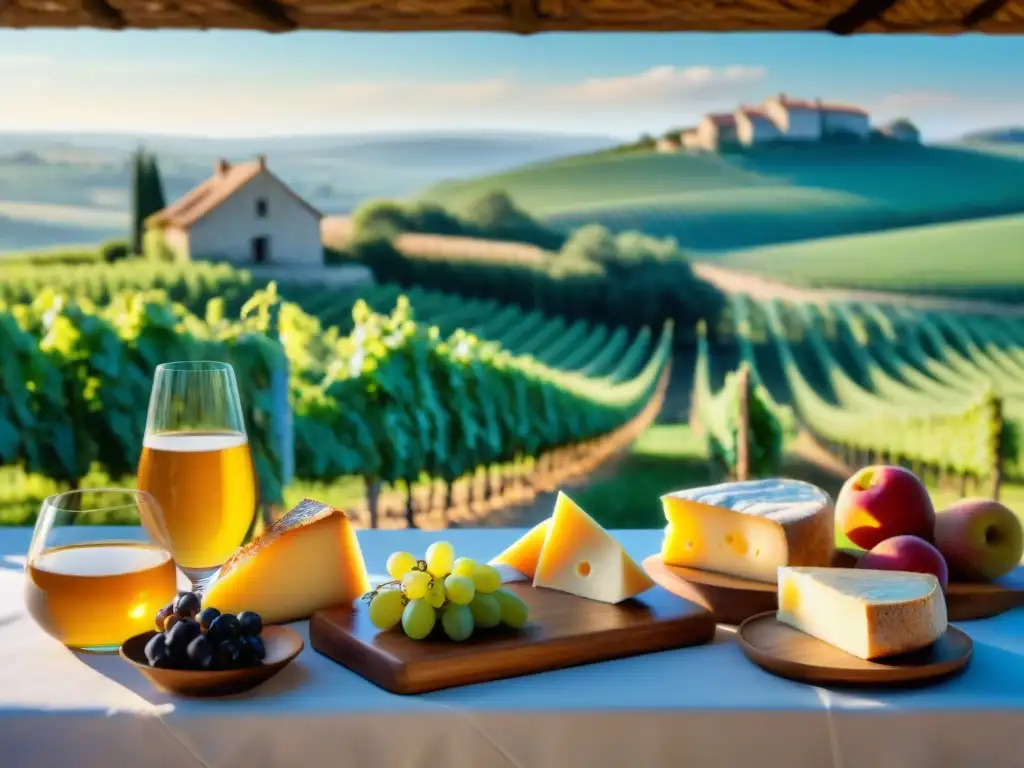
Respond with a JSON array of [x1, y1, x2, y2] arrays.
[[777, 566, 947, 660], [661, 479, 834, 583]]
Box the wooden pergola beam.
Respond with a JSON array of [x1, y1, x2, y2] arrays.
[[1, 0, 1022, 33], [231, 0, 297, 33]]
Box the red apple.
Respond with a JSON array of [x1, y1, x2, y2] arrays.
[[934, 498, 1023, 582], [856, 535, 948, 590], [835, 465, 935, 550]]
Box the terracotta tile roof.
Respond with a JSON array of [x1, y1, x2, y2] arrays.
[[146, 156, 321, 230], [774, 97, 819, 111], [707, 113, 736, 126], [819, 103, 869, 116], [737, 107, 773, 121], [772, 95, 868, 116]]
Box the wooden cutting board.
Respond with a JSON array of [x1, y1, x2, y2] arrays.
[[310, 583, 716, 694], [645, 551, 1024, 624], [831, 549, 1024, 621], [643, 555, 775, 625]]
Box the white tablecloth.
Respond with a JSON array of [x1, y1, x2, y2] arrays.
[[2, 527, 1023, 768]]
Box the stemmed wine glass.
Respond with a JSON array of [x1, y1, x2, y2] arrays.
[[24, 488, 178, 652], [137, 361, 257, 593]]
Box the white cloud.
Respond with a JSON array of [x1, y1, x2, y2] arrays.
[[325, 65, 765, 113], [880, 91, 958, 109], [548, 65, 766, 105], [0, 54, 52, 70], [0, 63, 768, 136]]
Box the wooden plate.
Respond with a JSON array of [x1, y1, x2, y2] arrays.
[[832, 549, 1024, 621], [643, 555, 775, 624], [120, 626, 304, 697], [737, 611, 973, 687]]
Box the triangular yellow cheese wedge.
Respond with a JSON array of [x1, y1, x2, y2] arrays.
[[490, 518, 551, 579], [203, 499, 370, 623], [532, 492, 653, 603]]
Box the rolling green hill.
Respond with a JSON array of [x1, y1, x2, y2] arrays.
[[417, 143, 1024, 252], [715, 213, 1024, 294]]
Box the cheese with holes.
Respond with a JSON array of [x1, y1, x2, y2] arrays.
[[490, 518, 550, 579], [203, 499, 370, 623], [531, 492, 653, 603], [777, 567, 946, 659], [661, 479, 834, 583]]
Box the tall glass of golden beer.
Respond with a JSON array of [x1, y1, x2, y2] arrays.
[[137, 361, 256, 592]]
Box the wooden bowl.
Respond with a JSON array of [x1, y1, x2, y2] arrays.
[[120, 626, 304, 697]]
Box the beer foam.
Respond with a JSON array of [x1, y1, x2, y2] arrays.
[[143, 431, 248, 452], [35, 544, 171, 576]]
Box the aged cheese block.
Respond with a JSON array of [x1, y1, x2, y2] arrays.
[[661, 479, 834, 583], [203, 499, 370, 623], [777, 566, 947, 659], [532, 492, 653, 604], [490, 518, 551, 580]]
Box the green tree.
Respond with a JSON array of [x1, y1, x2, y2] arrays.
[[463, 191, 564, 249], [129, 148, 147, 256], [129, 149, 167, 256], [145, 153, 167, 213]]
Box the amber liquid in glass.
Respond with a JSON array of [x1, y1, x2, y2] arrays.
[[136, 431, 256, 571], [25, 542, 177, 649]]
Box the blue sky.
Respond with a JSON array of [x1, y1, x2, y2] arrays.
[[0, 30, 1021, 139]]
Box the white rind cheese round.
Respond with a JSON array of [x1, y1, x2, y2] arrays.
[[660, 479, 834, 583], [777, 566, 947, 659]]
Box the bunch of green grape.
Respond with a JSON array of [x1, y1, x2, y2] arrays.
[[364, 541, 529, 641]]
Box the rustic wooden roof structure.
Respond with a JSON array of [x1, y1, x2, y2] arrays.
[[1, 0, 1022, 35]]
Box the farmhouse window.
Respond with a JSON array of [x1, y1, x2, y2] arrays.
[[256, 198, 268, 218]]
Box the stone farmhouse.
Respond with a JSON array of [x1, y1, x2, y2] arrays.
[[146, 155, 323, 266], [663, 94, 918, 153]]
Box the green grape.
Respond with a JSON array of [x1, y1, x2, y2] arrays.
[[401, 599, 436, 640], [469, 593, 501, 629], [451, 557, 477, 578], [387, 551, 417, 581], [493, 589, 529, 629], [425, 541, 455, 578], [471, 564, 501, 594], [368, 588, 405, 630], [441, 604, 474, 642], [403, 570, 431, 600], [444, 575, 475, 605], [426, 580, 447, 609]]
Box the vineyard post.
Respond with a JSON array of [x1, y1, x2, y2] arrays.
[[268, 345, 294, 528], [736, 364, 751, 482], [991, 397, 1004, 502]]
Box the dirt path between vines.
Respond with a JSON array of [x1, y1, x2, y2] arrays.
[[693, 263, 1024, 318]]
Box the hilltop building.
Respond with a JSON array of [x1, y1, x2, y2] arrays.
[[146, 155, 323, 266], [696, 113, 739, 152], [682, 94, 874, 151], [655, 136, 681, 153]]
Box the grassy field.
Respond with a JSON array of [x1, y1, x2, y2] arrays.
[[715, 213, 1024, 291], [417, 143, 1024, 252]]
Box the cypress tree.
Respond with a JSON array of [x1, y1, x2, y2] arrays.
[[128, 147, 147, 255], [145, 152, 167, 213]]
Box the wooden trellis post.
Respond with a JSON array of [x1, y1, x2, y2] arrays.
[[992, 396, 1004, 502], [736, 365, 751, 482]]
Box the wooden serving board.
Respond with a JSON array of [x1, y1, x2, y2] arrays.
[[643, 555, 774, 625], [737, 612, 973, 687], [310, 583, 716, 694], [831, 549, 1024, 621], [645, 552, 1024, 624]]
